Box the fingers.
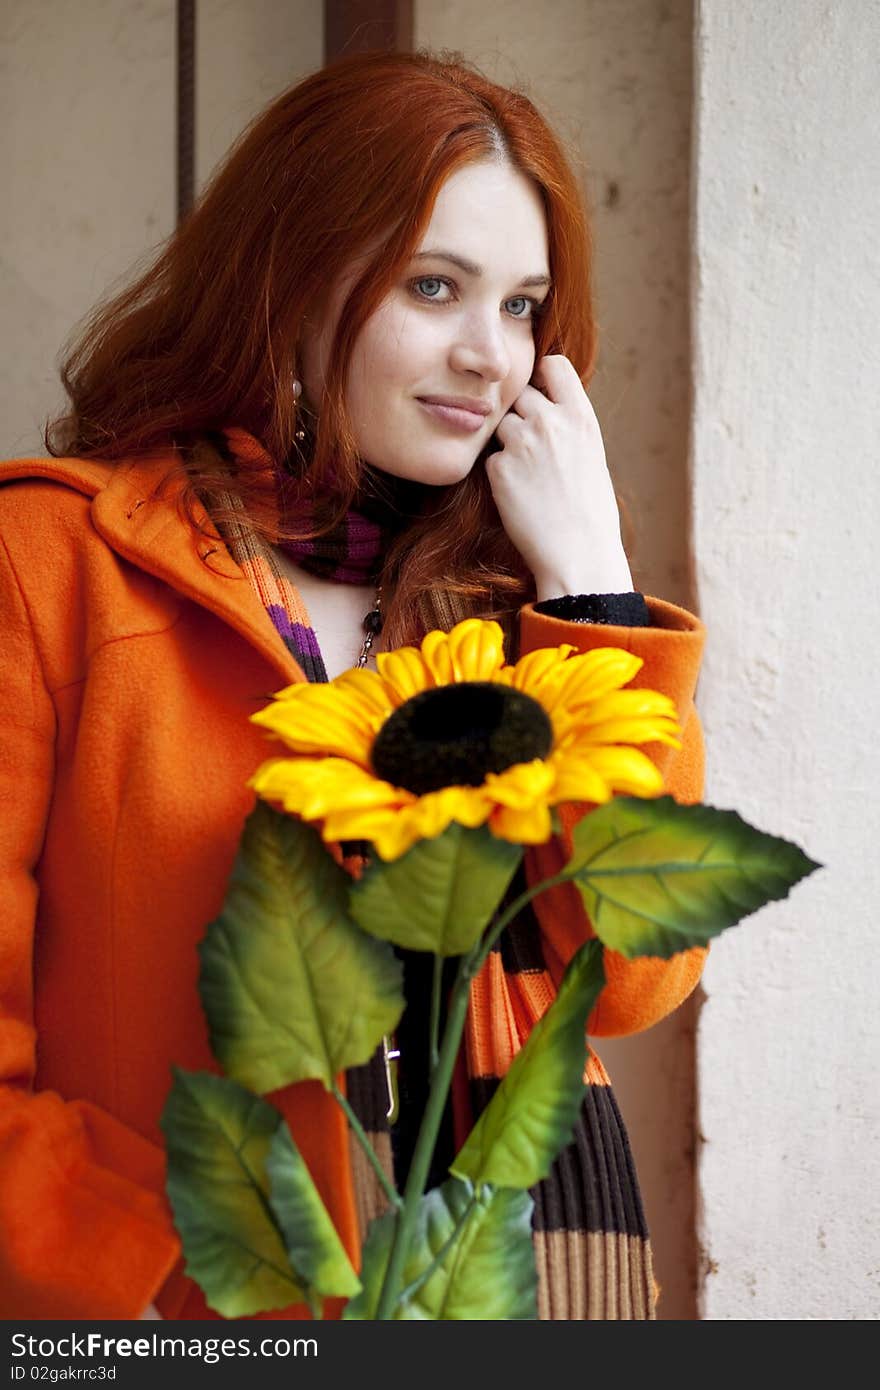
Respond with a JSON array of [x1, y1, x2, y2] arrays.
[[493, 407, 529, 447], [529, 353, 588, 407], [497, 355, 590, 441], [509, 382, 548, 418], [507, 356, 588, 423], [492, 350, 599, 454]]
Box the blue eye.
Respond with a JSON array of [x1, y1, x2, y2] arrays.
[[412, 277, 449, 300], [507, 296, 549, 320], [409, 277, 545, 320]]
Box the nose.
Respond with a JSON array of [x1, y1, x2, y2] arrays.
[[448, 308, 511, 382]]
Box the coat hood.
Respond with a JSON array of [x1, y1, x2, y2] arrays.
[[0, 450, 303, 687]]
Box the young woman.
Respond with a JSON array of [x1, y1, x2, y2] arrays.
[[0, 49, 706, 1320]]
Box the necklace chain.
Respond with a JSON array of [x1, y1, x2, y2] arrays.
[[356, 586, 383, 668], [354, 583, 398, 1120]]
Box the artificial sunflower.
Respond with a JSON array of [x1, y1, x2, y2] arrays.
[[249, 618, 681, 861]]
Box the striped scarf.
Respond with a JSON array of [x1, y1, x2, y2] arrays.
[[218, 426, 409, 683], [214, 430, 656, 1320]]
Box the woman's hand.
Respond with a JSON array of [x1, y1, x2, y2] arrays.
[[486, 354, 633, 600]]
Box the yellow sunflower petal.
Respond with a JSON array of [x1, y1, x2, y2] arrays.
[[483, 759, 556, 810], [250, 756, 407, 819], [251, 687, 374, 763], [420, 629, 455, 685], [302, 766, 411, 818], [410, 789, 469, 841], [414, 785, 492, 834], [269, 679, 306, 700], [249, 755, 298, 800], [583, 745, 666, 798], [541, 648, 645, 714], [370, 810, 435, 862], [374, 646, 435, 706], [322, 804, 416, 855], [590, 722, 680, 749], [490, 802, 554, 845], [572, 715, 681, 749], [445, 619, 507, 682], [541, 705, 582, 752], [327, 785, 492, 861], [325, 679, 394, 727], [565, 690, 681, 748], [546, 755, 614, 805], [417, 618, 510, 685], [575, 689, 679, 723], [250, 619, 675, 864], [491, 666, 516, 687], [345, 799, 457, 862], [329, 667, 394, 719], [507, 644, 577, 696]]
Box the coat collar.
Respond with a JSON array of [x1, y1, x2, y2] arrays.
[[1, 450, 305, 688]]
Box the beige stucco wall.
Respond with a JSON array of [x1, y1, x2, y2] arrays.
[[195, 0, 323, 189], [692, 0, 880, 1319], [0, 0, 176, 458], [1, 0, 698, 1318]]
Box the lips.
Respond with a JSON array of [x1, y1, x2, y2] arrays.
[[417, 395, 493, 417], [417, 398, 493, 433]]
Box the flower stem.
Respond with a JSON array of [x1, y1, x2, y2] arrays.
[[331, 1083, 403, 1211], [373, 944, 479, 1320], [394, 1192, 479, 1310], [473, 868, 576, 976], [429, 954, 443, 1080], [370, 863, 582, 1320]]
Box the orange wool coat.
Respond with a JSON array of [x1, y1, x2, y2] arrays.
[[0, 449, 707, 1319]]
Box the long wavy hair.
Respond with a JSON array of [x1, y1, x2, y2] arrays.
[[46, 49, 597, 648]]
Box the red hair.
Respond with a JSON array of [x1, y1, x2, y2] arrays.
[[47, 49, 597, 647]]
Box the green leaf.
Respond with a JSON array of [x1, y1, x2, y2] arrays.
[[568, 795, 822, 959], [199, 802, 404, 1091], [343, 1179, 537, 1320], [350, 822, 523, 956], [265, 1125, 361, 1299], [450, 939, 604, 1189], [160, 1069, 304, 1318]]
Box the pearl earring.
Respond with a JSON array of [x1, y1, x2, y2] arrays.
[[292, 377, 306, 440]]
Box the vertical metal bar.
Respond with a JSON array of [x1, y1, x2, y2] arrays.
[[324, 0, 413, 64], [176, 0, 196, 225]]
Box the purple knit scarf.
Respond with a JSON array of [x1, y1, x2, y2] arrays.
[[219, 427, 425, 681], [222, 426, 407, 584]]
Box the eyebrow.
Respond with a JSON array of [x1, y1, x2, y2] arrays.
[[412, 249, 552, 289]]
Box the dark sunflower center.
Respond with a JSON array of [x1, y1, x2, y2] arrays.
[[371, 681, 553, 796]]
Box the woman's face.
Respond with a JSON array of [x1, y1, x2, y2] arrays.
[[299, 158, 551, 486]]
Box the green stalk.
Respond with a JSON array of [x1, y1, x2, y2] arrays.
[[332, 1083, 403, 1211], [373, 945, 478, 1320], [371, 863, 581, 1320], [429, 954, 443, 1079], [394, 1193, 479, 1310], [473, 868, 576, 974]]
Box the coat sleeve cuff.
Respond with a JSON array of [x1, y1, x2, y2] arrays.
[[532, 592, 650, 627], [0, 1089, 181, 1318]]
